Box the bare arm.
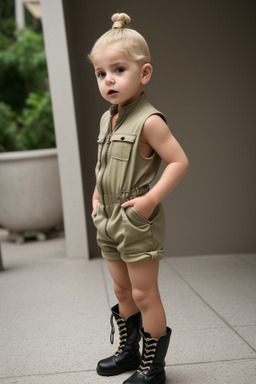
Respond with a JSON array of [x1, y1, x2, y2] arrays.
[[121, 115, 189, 218]]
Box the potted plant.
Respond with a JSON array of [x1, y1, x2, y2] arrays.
[[0, 23, 63, 243]]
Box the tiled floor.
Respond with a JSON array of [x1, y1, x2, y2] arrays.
[[0, 231, 255, 383]]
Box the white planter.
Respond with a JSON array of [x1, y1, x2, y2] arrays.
[[0, 148, 63, 236]]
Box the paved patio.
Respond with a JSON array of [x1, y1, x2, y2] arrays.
[[0, 230, 255, 383]]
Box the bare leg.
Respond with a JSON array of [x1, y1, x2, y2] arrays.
[[97, 260, 142, 376], [127, 260, 166, 339], [106, 260, 139, 320]]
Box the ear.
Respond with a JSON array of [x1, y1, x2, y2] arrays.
[[141, 63, 153, 85]]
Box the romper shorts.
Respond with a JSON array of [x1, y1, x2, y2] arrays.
[[92, 199, 165, 263]]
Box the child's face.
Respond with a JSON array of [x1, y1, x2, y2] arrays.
[[92, 43, 145, 108]]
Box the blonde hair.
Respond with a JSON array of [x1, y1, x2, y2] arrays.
[[89, 13, 151, 64]]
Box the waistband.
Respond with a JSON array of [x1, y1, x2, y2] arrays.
[[100, 185, 150, 206]]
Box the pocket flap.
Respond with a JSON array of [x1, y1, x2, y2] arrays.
[[110, 133, 136, 143]]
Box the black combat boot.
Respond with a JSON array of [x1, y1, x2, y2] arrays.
[[97, 304, 142, 376], [123, 327, 172, 384]]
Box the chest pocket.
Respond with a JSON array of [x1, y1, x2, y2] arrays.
[[97, 133, 106, 160], [110, 133, 137, 161]]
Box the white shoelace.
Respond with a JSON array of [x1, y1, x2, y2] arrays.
[[110, 314, 128, 356], [137, 337, 157, 376]]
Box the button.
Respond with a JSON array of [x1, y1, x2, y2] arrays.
[[121, 136, 125, 140]]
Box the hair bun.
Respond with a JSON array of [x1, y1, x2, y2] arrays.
[[111, 13, 131, 29]]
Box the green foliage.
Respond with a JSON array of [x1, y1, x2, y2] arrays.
[[0, 27, 47, 111], [16, 91, 55, 151], [0, 0, 15, 47], [0, 91, 55, 151], [0, 6, 56, 152], [0, 18, 16, 40], [0, 101, 17, 151], [0, 0, 15, 24]]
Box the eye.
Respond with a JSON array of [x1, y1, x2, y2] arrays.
[[116, 67, 125, 74], [97, 71, 106, 78]]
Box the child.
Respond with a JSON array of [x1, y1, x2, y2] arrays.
[[89, 13, 189, 384]]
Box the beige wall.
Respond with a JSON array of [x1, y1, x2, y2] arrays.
[[63, 0, 256, 257]]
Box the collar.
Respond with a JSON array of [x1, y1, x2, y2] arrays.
[[109, 92, 146, 120]]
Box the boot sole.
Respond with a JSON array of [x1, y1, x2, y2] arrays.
[[96, 363, 140, 377]]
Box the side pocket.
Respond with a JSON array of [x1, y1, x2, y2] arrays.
[[121, 207, 153, 254], [121, 204, 165, 256], [128, 205, 160, 225]]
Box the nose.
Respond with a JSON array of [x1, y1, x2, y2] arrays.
[[105, 73, 115, 85]]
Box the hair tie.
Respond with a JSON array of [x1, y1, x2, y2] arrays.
[[112, 21, 125, 29]]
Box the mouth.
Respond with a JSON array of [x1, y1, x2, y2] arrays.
[[108, 89, 118, 96]]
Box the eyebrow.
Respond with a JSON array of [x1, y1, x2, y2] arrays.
[[94, 61, 127, 72], [112, 61, 127, 67]]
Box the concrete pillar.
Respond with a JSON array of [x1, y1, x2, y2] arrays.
[[15, 0, 25, 28], [40, 0, 89, 258]]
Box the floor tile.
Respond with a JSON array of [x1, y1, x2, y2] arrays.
[[234, 325, 256, 350], [238, 254, 256, 267], [166, 359, 256, 384], [101, 259, 116, 306], [166, 255, 256, 326], [0, 370, 131, 384], [168, 327, 256, 365], [0, 251, 110, 377], [1, 360, 255, 384], [159, 260, 227, 331], [1, 232, 256, 383]]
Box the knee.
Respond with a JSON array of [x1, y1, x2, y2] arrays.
[[132, 287, 161, 312], [132, 288, 151, 312], [114, 282, 132, 302]]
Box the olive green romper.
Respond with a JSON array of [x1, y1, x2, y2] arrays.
[[92, 93, 166, 263]]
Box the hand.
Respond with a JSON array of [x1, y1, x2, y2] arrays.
[[121, 195, 156, 220], [92, 197, 100, 216]]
